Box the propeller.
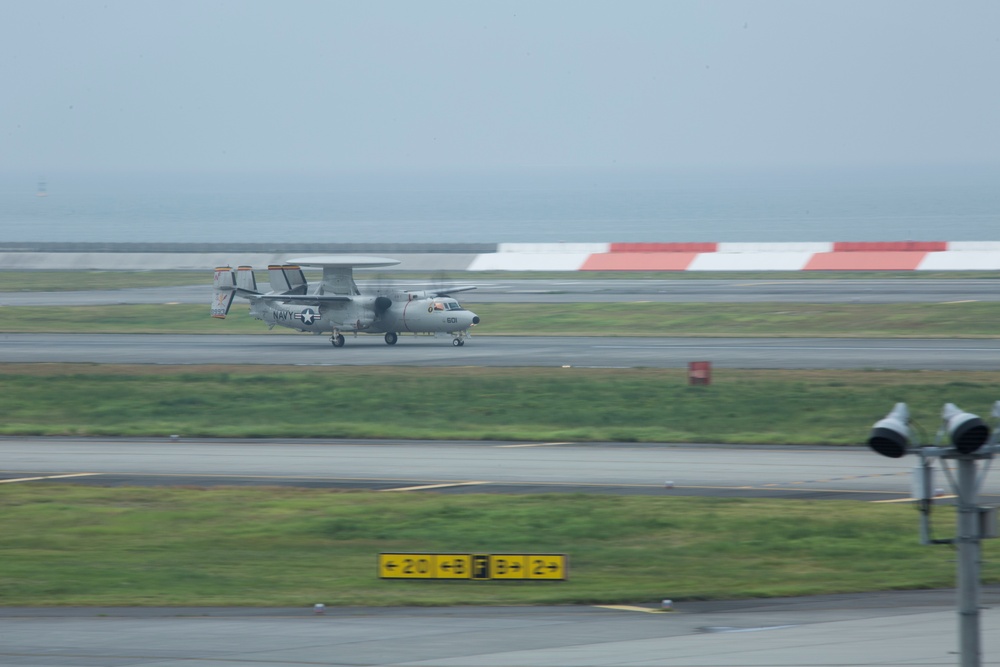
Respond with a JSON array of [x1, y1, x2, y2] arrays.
[[369, 271, 397, 320], [374, 295, 393, 317]]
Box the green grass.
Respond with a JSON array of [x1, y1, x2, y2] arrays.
[[0, 301, 998, 337], [0, 485, 991, 606], [1, 365, 998, 443]]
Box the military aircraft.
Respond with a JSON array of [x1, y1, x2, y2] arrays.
[[211, 255, 481, 347]]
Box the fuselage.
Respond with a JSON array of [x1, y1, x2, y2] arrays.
[[251, 294, 479, 336]]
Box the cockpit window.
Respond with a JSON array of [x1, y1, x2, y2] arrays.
[[433, 299, 464, 311]]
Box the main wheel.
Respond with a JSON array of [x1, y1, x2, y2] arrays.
[[332, 334, 345, 347], [385, 332, 398, 345]]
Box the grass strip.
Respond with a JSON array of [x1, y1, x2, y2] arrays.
[[1, 485, 993, 607], [0, 301, 997, 337], [1, 365, 999, 443]]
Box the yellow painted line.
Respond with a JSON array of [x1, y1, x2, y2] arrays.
[[380, 481, 491, 493], [497, 442, 575, 448], [872, 495, 957, 504], [675, 484, 911, 496], [596, 605, 672, 614], [0, 473, 99, 484]]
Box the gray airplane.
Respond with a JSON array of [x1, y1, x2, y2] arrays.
[[211, 255, 480, 347]]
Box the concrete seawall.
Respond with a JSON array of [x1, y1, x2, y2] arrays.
[[3, 242, 1000, 271]]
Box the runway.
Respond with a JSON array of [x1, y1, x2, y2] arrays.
[[3, 332, 999, 370], [5, 436, 999, 501]]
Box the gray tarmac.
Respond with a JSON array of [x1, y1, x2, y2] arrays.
[[4, 589, 1000, 666], [2, 332, 999, 370], [0, 438, 953, 500]]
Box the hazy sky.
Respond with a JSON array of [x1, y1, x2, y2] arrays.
[[3, 1, 999, 179]]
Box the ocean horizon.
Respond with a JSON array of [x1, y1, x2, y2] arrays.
[[2, 166, 998, 244]]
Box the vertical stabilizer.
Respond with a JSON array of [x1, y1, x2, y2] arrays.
[[212, 267, 236, 319], [320, 265, 361, 295], [268, 264, 307, 294], [236, 265, 258, 292]]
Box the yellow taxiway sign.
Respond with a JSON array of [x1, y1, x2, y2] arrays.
[[378, 553, 568, 580]]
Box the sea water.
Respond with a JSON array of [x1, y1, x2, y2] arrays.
[[1, 166, 997, 244]]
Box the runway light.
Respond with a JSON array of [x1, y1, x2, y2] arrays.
[[313, 603, 325, 615], [942, 403, 990, 454], [867, 403, 911, 458], [664, 481, 674, 489]]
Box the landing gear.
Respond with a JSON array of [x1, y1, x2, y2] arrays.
[[330, 332, 345, 347], [452, 338, 464, 347], [384, 332, 398, 345]]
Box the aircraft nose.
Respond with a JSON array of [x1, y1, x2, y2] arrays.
[[472, 314, 481, 325]]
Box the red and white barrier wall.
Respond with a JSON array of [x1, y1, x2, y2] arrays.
[[467, 242, 1000, 271]]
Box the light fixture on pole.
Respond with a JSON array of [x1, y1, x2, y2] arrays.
[[866, 401, 1000, 667]]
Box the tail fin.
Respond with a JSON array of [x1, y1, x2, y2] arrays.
[[268, 264, 307, 294], [211, 267, 236, 319], [236, 265, 258, 292]]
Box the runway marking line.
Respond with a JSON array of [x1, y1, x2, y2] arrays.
[[596, 605, 672, 614], [872, 495, 957, 504], [0, 473, 99, 484], [497, 442, 575, 448], [380, 481, 491, 492]]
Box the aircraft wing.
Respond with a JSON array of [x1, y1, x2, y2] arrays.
[[255, 294, 353, 304], [413, 286, 477, 297]]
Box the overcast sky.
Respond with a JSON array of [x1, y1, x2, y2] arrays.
[[3, 1, 999, 180]]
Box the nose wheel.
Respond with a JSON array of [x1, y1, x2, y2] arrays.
[[452, 338, 464, 347]]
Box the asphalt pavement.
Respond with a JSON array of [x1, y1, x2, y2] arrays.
[[4, 589, 1000, 666]]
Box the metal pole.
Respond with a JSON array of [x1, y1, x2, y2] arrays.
[[956, 455, 981, 667]]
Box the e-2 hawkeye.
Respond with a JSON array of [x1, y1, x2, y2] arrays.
[[212, 255, 480, 347]]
